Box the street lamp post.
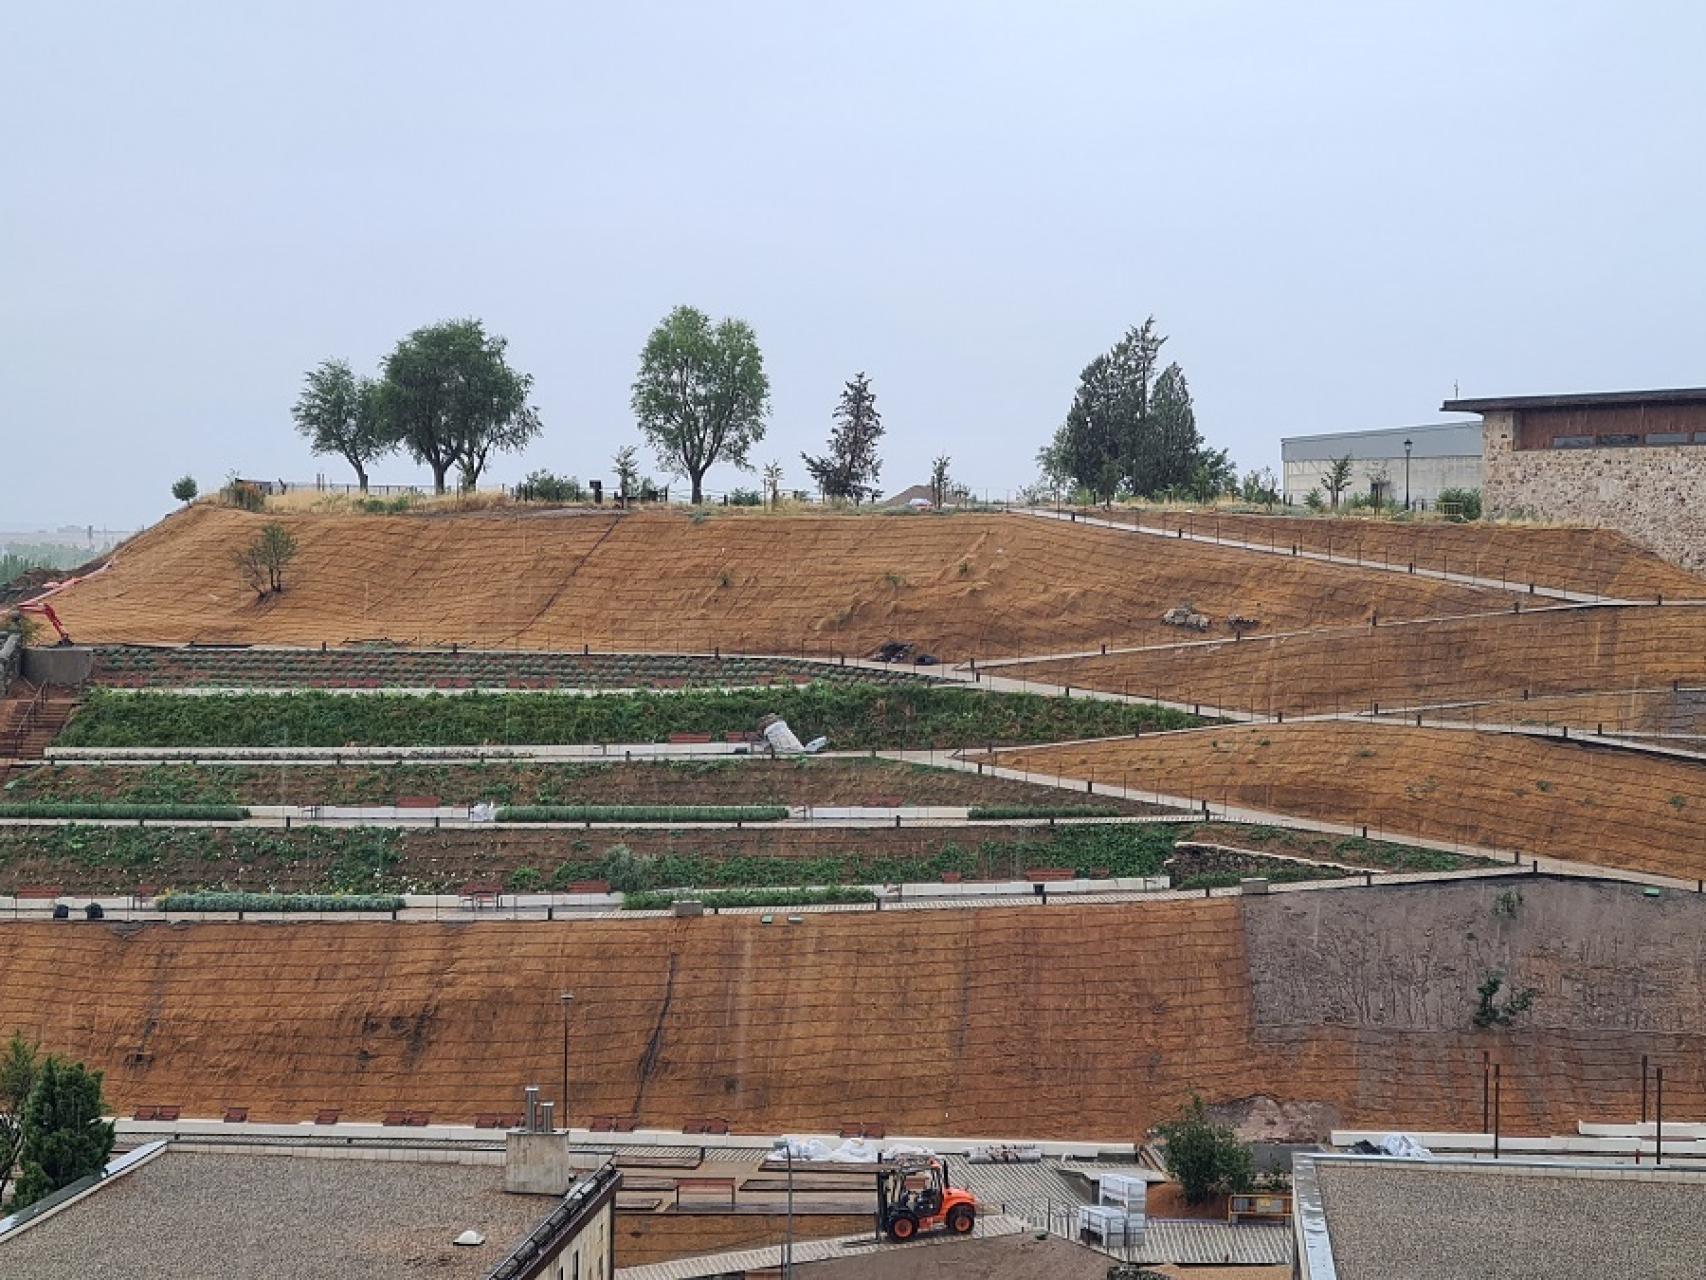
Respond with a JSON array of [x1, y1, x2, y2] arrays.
[[559, 992, 573, 1128], [1403, 438, 1413, 511]]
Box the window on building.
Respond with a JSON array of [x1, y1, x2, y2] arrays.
[[1646, 432, 1689, 445], [1551, 435, 1593, 448], [1596, 433, 1640, 447]]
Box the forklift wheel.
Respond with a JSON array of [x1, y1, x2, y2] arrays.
[[947, 1205, 975, 1234], [887, 1212, 919, 1241]]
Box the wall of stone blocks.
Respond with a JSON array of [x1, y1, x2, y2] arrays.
[[1482, 410, 1706, 572]]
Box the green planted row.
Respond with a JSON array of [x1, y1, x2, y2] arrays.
[[497, 805, 788, 824], [0, 803, 250, 822], [59, 684, 1202, 750], [621, 886, 877, 911], [157, 892, 403, 912], [966, 804, 1124, 820]]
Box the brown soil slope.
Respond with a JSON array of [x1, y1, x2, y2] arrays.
[[989, 723, 1706, 880], [1106, 510, 1706, 598], [1415, 687, 1706, 737], [2, 881, 1701, 1138], [48, 506, 1517, 658], [996, 604, 1706, 715]]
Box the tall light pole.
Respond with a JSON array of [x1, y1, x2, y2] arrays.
[[559, 992, 573, 1128], [1403, 437, 1413, 511]]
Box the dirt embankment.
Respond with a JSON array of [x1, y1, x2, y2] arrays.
[[48, 506, 1517, 659], [995, 604, 1706, 716], [2, 881, 1702, 1140], [988, 722, 1706, 881], [1108, 509, 1706, 599]]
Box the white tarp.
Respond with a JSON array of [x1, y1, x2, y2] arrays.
[[773, 1137, 933, 1163], [760, 718, 827, 756], [1377, 1133, 1432, 1158], [469, 802, 497, 823]]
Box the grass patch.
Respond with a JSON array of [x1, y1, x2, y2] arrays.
[[59, 685, 1202, 750], [497, 805, 788, 824], [622, 886, 876, 911], [157, 891, 402, 912], [0, 803, 249, 821]]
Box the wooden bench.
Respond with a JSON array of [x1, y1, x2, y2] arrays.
[[313, 1109, 341, 1125], [396, 794, 440, 809], [223, 1107, 249, 1123], [682, 1117, 730, 1135], [667, 732, 714, 744], [383, 1110, 409, 1127], [155, 1106, 181, 1122], [133, 1106, 159, 1122], [1024, 867, 1076, 883], [566, 880, 610, 894], [14, 885, 63, 901], [473, 1113, 501, 1129], [460, 882, 501, 910], [675, 1176, 738, 1211]]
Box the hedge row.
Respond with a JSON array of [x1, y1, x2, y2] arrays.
[[497, 805, 789, 824], [966, 804, 1124, 820], [622, 886, 878, 911], [157, 892, 403, 913], [0, 803, 250, 821]]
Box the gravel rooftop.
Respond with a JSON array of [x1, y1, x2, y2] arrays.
[[0, 1148, 558, 1279], [1315, 1159, 1706, 1279]]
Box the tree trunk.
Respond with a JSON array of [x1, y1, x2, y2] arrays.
[[690, 472, 705, 504], [432, 461, 449, 494], [355, 463, 369, 494]]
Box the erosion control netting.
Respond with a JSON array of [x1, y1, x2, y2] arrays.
[[988, 722, 1706, 882], [48, 506, 1519, 659], [1074, 508, 1706, 600], [87, 647, 929, 689], [994, 604, 1706, 718], [3, 883, 1702, 1137]]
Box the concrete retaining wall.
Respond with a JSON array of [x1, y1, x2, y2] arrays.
[[21, 645, 95, 686], [1483, 410, 1706, 572]]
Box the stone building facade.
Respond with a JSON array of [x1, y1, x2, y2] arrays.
[[1445, 389, 1706, 573]]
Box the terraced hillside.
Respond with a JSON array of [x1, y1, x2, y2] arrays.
[[1, 880, 1698, 1138], [988, 722, 1706, 881], [1082, 508, 1706, 599], [47, 505, 1520, 658], [995, 604, 1706, 716]]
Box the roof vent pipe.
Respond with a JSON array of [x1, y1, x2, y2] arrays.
[[539, 1101, 555, 1132], [524, 1085, 540, 1132]]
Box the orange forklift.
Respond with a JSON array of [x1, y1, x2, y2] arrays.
[[874, 1153, 977, 1241]]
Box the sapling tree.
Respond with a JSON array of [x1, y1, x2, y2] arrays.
[[1322, 454, 1354, 509], [171, 475, 198, 504], [234, 523, 299, 598], [12, 1056, 115, 1209]]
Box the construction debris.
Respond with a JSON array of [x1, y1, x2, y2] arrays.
[[757, 714, 827, 757], [871, 640, 940, 665]]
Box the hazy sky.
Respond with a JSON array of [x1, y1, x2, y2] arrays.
[[5, 1, 1702, 529]]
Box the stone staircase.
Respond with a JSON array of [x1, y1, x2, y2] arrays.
[[0, 680, 83, 761]]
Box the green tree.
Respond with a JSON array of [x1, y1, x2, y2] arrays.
[[379, 320, 541, 494], [1189, 447, 1238, 501], [761, 461, 784, 508], [0, 1031, 40, 1207], [12, 1056, 115, 1210], [170, 475, 198, 504], [612, 445, 643, 501], [631, 306, 770, 504], [234, 523, 299, 598], [1045, 318, 1207, 502], [1155, 1094, 1253, 1205], [803, 372, 884, 504], [1240, 466, 1279, 506], [1322, 454, 1354, 509], [291, 358, 394, 493], [930, 455, 952, 507]]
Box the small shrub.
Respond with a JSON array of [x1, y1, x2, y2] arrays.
[[1154, 1094, 1253, 1204], [727, 487, 764, 507], [234, 523, 298, 598], [1473, 971, 1537, 1028], [1437, 487, 1483, 521], [0, 802, 248, 821], [171, 476, 198, 503], [157, 892, 402, 913], [1493, 888, 1523, 918], [507, 865, 543, 891], [1303, 488, 1325, 512], [222, 478, 267, 512], [515, 470, 587, 503]]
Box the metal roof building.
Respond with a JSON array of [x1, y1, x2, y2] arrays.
[[1279, 422, 1482, 508]]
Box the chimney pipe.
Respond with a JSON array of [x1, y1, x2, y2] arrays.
[[524, 1085, 540, 1132], [539, 1101, 555, 1132]]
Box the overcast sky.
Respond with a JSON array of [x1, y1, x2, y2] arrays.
[[4, 1, 1702, 530]]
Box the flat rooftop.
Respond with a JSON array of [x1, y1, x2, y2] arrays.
[[1301, 1155, 1706, 1279], [0, 1146, 559, 1280]]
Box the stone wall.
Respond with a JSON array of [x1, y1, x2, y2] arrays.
[[1483, 409, 1706, 572]]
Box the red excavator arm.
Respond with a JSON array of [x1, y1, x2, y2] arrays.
[[18, 602, 73, 646]]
